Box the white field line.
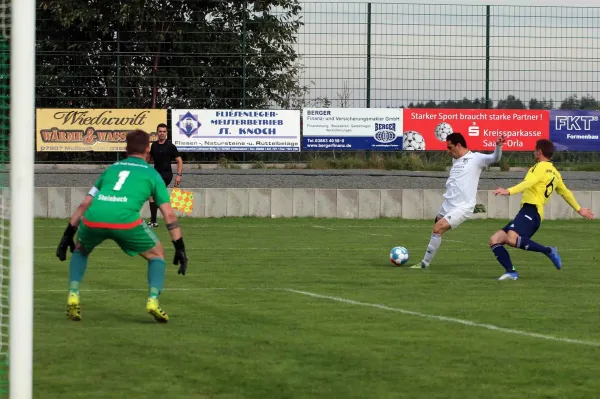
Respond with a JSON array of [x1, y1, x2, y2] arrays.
[[35, 286, 600, 347], [313, 225, 470, 243], [313, 225, 393, 236], [35, 223, 435, 229], [32, 224, 594, 251], [311, 225, 336, 230], [32, 245, 592, 252], [34, 223, 599, 230], [283, 289, 600, 348], [35, 287, 281, 293], [312, 224, 472, 241], [310, 226, 590, 251]]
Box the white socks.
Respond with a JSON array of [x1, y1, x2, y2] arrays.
[[422, 233, 442, 266]]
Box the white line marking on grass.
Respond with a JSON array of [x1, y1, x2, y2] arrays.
[[36, 223, 432, 229], [284, 289, 600, 347], [32, 245, 592, 252], [34, 286, 600, 346], [312, 225, 337, 230], [35, 287, 283, 293], [33, 246, 374, 251], [313, 225, 393, 236]]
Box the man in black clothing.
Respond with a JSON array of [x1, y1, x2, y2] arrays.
[[147, 123, 183, 227]]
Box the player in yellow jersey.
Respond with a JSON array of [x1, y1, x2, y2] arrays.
[[489, 139, 594, 280]]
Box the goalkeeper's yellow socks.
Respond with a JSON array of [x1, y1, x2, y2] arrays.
[[68, 250, 88, 295]]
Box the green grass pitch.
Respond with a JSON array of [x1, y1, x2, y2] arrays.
[[33, 217, 600, 399]]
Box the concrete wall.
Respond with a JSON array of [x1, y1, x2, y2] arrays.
[[29, 187, 600, 220]]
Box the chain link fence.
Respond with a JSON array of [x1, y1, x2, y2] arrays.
[[35, 1, 600, 166]]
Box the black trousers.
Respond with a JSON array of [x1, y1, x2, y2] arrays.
[[159, 171, 173, 187], [149, 172, 173, 222]]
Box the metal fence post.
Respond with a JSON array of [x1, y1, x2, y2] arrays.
[[242, 0, 247, 163], [116, 29, 121, 162], [366, 3, 372, 161], [116, 29, 121, 108], [242, 0, 247, 110], [485, 5, 491, 109], [366, 2, 371, 109]]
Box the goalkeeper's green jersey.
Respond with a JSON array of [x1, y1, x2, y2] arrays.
[[82, 156, 171, 228]]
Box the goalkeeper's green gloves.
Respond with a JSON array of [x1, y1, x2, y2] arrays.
[[56, 223, 77, 261], [172, 237, 188, 275]]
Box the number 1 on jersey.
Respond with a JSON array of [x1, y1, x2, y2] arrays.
[[113, 170, 131, 191]]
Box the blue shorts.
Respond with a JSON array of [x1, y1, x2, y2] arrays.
[[502, 203, 541, 239]]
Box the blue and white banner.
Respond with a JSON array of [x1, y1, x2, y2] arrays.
[[170, 109, 301, 152], [550, 110, 600, 151], [302, 108, 403, 151]]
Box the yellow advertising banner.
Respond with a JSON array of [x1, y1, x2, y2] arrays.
[[36, 108, 167, 152]]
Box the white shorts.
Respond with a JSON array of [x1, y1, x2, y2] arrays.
[[437, 203, 474, 230]]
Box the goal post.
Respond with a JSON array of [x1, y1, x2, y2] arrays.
[[8, 0, 35, 398]]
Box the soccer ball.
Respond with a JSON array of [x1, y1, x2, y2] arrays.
[[403, 131, 426, 151], [390, 246, 410, 266], [434, 122, 453, 142]]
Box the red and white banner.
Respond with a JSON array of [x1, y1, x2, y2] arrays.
[[402, 109, 550, 151]]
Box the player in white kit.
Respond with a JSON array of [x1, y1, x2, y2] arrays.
[[409, 132, 506, 269]]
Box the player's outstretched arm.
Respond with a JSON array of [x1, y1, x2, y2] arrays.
[[577, 208, 595, 220], [493, 167, 542, 196], [478, 134, 506, 166], [493, 176, 539, 196], [159, 202, 188, 275], [56, 193, 95, 261], [555, 180, 595, 220], [502, 167, 543, 195]]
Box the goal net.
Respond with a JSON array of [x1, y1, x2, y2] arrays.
[[2, 0, 35, 398]]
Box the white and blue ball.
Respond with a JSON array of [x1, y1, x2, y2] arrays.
[[390, 246, 410, 266]]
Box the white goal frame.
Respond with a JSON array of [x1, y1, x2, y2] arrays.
[[9, 0, 35, 398]]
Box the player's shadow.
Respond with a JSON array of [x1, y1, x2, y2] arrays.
[[123, 314, 169, 325], [58, 310, 163, 325], [376, 260, 420, 270], [103, 310, 173, 325]]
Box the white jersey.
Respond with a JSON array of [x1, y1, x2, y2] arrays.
[[443, 146, 502, 209]]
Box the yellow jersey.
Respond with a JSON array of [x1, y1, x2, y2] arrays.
[[507, 161, 580, 220]]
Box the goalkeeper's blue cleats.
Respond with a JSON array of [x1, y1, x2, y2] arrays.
[[66, 292, 81, 321], [546, 246, 562, 270], [146, 297, 169, 323], [498, 271, 519, 281]]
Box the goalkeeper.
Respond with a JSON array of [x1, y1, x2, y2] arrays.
[[56, 129, 188, 323]]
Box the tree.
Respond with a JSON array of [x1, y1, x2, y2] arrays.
[[528, 98, 554, 110], [406, 100, 437, 108], [496, 94, 526, 109], [437, 97, 492, 109], [36, 0, 304, 110], [336, 81, 352, 108], [402, 95, 595, 110], [559, 94, 599, 110], [284, 63, 332, 110]]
